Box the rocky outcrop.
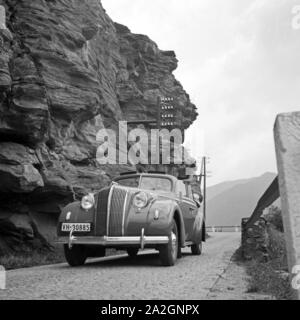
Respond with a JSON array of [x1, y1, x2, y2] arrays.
[[0, 0, 197, 250]]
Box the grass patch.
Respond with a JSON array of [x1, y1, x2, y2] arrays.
[[242, 227, 293, 300], [0, 246, 65, 270], [246, 259, 292, 299], [0, 245, 132, 270]]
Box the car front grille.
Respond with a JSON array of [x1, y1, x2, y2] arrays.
[[95, 187, 110, 236], [108, 186, 130, 236]]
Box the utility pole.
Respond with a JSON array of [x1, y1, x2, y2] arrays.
[[203, 156, 207, 221], [198, 156, 208, 221]]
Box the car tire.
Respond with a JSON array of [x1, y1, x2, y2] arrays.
[[191, 241, 202, 255], [64, 244, 87, 267], [177, 244, 182, 259], [127, 248, 139, 258], [159, 219, 178, 266]]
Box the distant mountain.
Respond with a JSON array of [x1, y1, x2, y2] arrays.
[[206, 172, 277, 226], [206, 178, 249, 201]]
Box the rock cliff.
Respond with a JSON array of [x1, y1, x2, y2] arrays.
[[0, 0, 197, 252]]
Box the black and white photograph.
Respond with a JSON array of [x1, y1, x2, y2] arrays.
[[0, 0, 300, 308]]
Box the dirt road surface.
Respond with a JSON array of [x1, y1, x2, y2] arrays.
[[0, 233, 241, 300]]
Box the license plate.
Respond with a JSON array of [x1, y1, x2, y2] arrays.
[[61, 223, 91, 232]]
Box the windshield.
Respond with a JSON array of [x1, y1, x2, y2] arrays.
[[140, 177, 172, 192], [116, 177, 140, 188], [116, 176, 172, 192]]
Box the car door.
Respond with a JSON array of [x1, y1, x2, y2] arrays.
[[176, 181, 197, 241], [184, 183, 198, 240]]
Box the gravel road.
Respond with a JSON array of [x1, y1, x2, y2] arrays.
[[0, 233, 240, 300]]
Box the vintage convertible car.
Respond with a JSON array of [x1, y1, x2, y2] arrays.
[[57, 172, 205, 267]]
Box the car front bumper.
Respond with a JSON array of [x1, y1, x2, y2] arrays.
[[56, 228, 169, 250]]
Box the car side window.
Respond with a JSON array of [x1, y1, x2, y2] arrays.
[[176, 181, 187, 197], [186, 184, 193, 199]]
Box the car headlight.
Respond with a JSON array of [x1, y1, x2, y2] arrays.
[[81, 193, 95, 210], [133, 192, 148, 209]]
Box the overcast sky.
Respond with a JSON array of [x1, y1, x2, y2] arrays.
[[102, 0, 300, 186]]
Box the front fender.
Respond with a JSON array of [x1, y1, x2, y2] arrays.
[[172, 204, 186, 247], [57, 201, 95, 236], [147, 200, 186, 247], [190, 208, 204, 244], [58, 202, 81, 222]]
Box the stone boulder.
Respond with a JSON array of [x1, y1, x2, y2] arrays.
[[0, 143, 44, 193]]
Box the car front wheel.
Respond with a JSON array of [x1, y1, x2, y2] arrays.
[[159, 219, 178, 266], [64, 244, 87, 267]]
